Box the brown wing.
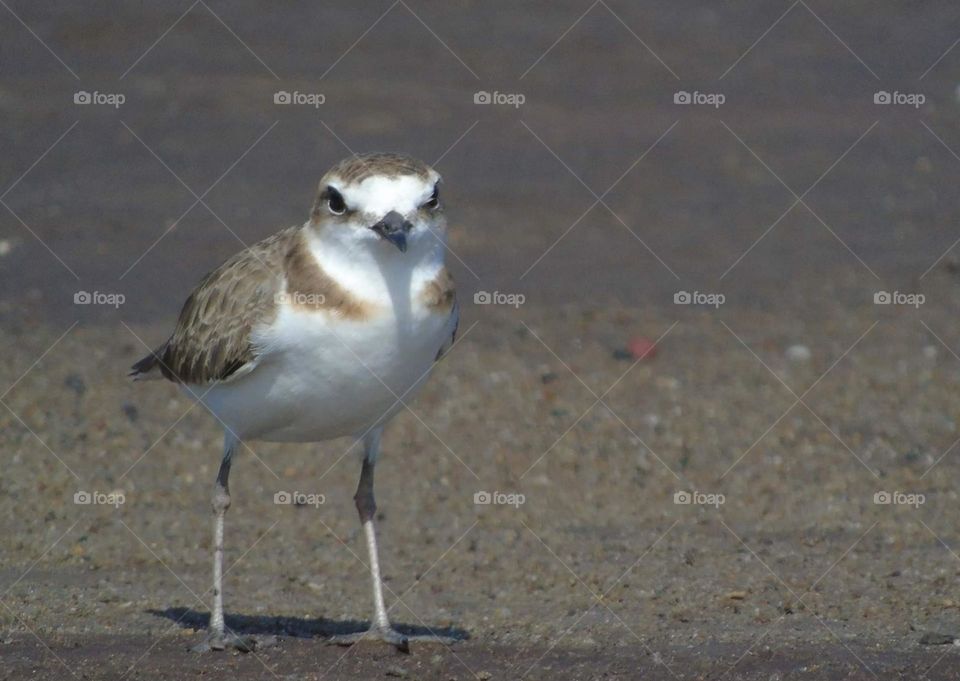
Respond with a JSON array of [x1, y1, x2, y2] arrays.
[[131, 227, 299, 384], [435, 297, 459, 362]]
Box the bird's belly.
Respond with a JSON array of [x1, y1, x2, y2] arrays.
[[195, 307, 449, 442]]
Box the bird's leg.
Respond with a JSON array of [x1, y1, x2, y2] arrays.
[[357, 456, 394, 632], [328, 430, 458, 651], [193, 436, 253, 653]]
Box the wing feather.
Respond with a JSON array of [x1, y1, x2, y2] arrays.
[[130, 227, 298, 384]]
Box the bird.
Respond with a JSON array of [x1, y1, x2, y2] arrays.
[[130, 152, 459, 652]]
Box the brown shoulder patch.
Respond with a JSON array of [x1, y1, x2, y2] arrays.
[[284, 233, 376, 320], [420, 267, 456, 313]]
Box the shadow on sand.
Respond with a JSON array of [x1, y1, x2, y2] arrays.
[[147, 607, 469, 642]]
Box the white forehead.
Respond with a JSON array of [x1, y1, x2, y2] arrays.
[[339, 174, 435, 216]]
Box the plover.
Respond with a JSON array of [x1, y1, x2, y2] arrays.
[[131, 153, 459, 652]]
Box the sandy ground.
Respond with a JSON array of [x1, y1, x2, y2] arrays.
[[6, 300, 960, 679], [5, 1, 960, 679]]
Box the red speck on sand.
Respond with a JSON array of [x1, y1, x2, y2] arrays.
[[628, 336, 657, 361]]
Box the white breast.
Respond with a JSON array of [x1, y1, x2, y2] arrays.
[[190, 236, 453, 443]]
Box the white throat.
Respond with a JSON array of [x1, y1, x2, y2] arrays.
[[304, 221, 445, 305]]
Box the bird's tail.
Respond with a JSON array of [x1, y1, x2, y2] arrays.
[[129, 348, 165, 381]]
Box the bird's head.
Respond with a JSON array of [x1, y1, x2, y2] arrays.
[[309, 153, 444, 255]]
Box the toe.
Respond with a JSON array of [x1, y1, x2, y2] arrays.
[[327, 628, 409, 652], [191, 631, 257, 653]]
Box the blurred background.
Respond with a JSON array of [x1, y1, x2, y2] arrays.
[[3, 2, 960, 679]]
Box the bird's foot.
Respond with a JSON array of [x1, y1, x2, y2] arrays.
[[327, 626, 458, 653], [191, 629, 257, 653]]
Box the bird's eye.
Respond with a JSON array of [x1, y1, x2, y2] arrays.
[[422, 185, 440, 210], [326, 187, 346, 215]]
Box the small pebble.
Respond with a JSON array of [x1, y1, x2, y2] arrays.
[[785, 344, 811, 362], [121, 402, 139, 422], [254, 634, 279, 649], [65, 373, 87, 396], [385, 665, 407, 678]]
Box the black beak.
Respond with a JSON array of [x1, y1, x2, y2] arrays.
[[371, 210, 413, 253]]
